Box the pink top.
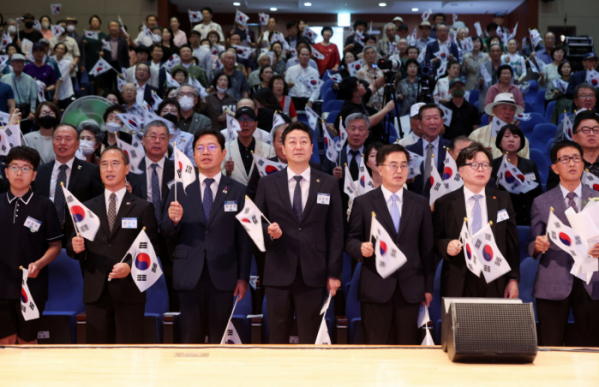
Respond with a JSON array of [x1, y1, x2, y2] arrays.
[[485, 84, 525, 108], [173, 30, 187, 47], [41, 29, 53, 40]]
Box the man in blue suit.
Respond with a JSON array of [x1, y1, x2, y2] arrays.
[[406, 104, 451, 197], [565, 53, 599, 99], [423, 23, 459, 74], [162, 128, 252, 344], [529, 140, 599, 347]]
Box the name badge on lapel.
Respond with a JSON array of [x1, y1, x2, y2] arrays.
[[317, 193, 331, 205], [122, 218, 138, 229], [497, 209, 509, 223], [24, 216, 42, 232], [524, 173, 536, 181], [224, 201, 238, 212]]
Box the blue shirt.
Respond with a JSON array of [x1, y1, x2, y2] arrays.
[[0, 81, 15, 112]]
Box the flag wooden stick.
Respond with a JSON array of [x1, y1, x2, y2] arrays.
[[174, 142, 178, 203], [61, 182, 81, 237], [108, 227, 147, 282]]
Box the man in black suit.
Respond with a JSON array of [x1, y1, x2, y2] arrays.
[[133, 63, 159, 107], [433, 142, 520, 298], [128, 120, 177, 311], [407, 104, 451, 196], [33, 124, 104, 239], [346, 144, 435, 344], [67, 147, 159, 344], [255, 122, 344, 344], [103, 21, 130, 92], [161, 129, 252, 344]]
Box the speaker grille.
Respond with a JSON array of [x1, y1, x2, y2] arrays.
[[453, 303, 537, 354]]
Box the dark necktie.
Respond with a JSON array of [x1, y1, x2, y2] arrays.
[[203, 178, 215, 223], [54, 164, 68, 225], [349, 150, 360, 181], [566, 192, 578, 213], [293, 175, 303, 222], [150, 163, 162, 223], [423, 143, 434, 193], [107, 193, 117, 232]]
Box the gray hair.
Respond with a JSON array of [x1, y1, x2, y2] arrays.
[[574, 83, 596, 98], [384, 23, 396, 32], [458, 27, 469, 35], [179, 83, 198, 97], [345, 112, 370, 129], [145, 119, 170, 134], [77, 121, 104, 143], [362, 45, 376, 55]]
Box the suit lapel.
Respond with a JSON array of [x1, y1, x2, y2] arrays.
[[371, 188, 398, 240], [95, 195, 111, 237], [137, 158, 148, 200], [109, 191, 136, 239], [276, 169, 295, 219], [162, 158, 175, 205], [485, 187, 499, 235], [300, 171, 320, 221], [397, 191, 413, 240], [451, 187, 468, 230], [185, 177, 205, 224], [549, 187, 568, 224], [68, 159, 83, 191], [207, 176, 229, 227]]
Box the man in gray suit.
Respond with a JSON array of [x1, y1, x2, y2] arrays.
[[528, 140, 599, 347], [477, 43, 503, 114]]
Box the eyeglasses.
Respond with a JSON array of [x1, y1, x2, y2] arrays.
[[100, 161, 123, 169], [238, 117, 255, 123], [577, 94, 596, 100], [7, 165, 33, 174], [145, 134, 168, 142], [556, 155, 582, 164], [177, 92, 195, 98], [576, 126, 599, 135], [379, 163, 408, 172], [464, 162, 491, 171], [195, 144, 218, 153]]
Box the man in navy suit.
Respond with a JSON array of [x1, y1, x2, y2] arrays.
[[346, 144, 435, 344], [423, 23, 459, 73], [565, 53, 598, 99], [406, 104, 451, 197], [529, 141, 599, 347], [162, 128, 252, 344], [255, 122, 344, 344]]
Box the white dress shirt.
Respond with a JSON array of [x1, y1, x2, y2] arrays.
[[423, 136, 440, 169], [381, 184, 404, 218], [285, 64, 320, 102], [199, 172, 222, 203], [464, 186, 488, 234], [287, 166, 311, 212], [559, 183, 583, 212], [104, 187, 128, 216], [145, 156, 165, 203], [49, 158, 75, 202], [136, 82, 146, 107]]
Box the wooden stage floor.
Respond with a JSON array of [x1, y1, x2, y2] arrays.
[[2, 345, 599, 386]]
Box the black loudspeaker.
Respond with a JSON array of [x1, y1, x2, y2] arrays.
[[441, 298, 538, 363]]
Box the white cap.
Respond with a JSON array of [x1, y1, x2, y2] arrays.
[[410, 102, 426, 118]]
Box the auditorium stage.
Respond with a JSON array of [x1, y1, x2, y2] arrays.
[[2, 345, 599, 386]]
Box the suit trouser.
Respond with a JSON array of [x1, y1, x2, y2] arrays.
[[179, 261, 234, 344], [536, 277, 599, 347], [265, 269, 326, 344], [85, 284, 145, 344], [361, 284, 420, 345]]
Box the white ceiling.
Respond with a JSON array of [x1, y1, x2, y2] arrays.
[[174, 0, 526, 15]]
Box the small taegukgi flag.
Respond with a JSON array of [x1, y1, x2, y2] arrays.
[[221, 296, 242, 344], [50, 3, 62, 15], [370, 212, 408, 279], [62, 185, 101, 241], [127, 228, 163, 292], [259, 13, 269, 26], [174, 146, 197, 193], [470, 224, 512, 283], [235, 10, 250, 29], [84, 30, 99, 40], [188, 10, 203, 23], [89, 58, 115, 77], [315, 292, 332, 345], [116, 136, 145, 174], [357, 155, 375, 195], [21, 268, 40, 321], [235, 196, 266, 252]]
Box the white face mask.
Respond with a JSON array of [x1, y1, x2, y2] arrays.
[[216, 86, 228, 93], [8, 26, 16, 34], [178, 96, 195, 111], [79, 140, 96, 155], [42, 22, 50, 28], [67, 25, 76, 32], [105, 122, 122, 134]]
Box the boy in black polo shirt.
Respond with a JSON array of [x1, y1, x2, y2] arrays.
[[0, 146, 62, 345]]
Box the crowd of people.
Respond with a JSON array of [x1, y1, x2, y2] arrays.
[[1, 8, 599, 349]]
